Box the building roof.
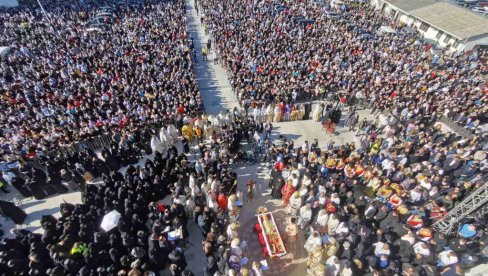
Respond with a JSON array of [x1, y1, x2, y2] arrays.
[[410, 2, 488, 40], [383, 0, 437, 13]]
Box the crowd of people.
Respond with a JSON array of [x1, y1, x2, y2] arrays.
[[194, 0, 488, 275], [266, 124, 487, 275], [0, 0, 204, 164], [0, 97, 276, 275], [1, 96, 271, 276], [0, 0, 262, 275], [1, 0, 488, 275], [199, 0, 487, 134]]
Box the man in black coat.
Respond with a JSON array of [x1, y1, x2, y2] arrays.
[[168, 248, 187, 271]]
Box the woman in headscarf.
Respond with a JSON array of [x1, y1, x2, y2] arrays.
[[325, 255, 341, 276], [230, 238, 242, 258], [304, 231, 322, 254], [327, 213, 340, 235]]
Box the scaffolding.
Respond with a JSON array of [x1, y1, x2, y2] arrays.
[[433, 181, 488, 234]]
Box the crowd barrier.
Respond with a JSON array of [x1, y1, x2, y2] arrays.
[[24, 133, 113, 171]]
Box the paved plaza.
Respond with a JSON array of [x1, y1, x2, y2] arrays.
[[0, 2, 374, 275], [2, 1, 486, 276]]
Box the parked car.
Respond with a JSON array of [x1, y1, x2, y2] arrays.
[[357, 32, 376, 40], [472, 6, 488, 14], [0, 46, 12, 57], [376, 26, 397, 36], [399, 27, 416, 37], [324, 10, 342, 19], [456, 0, 480, 7]]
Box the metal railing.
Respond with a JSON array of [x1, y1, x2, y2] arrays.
[[432, 181, 488, 234], [24, 133, 113, 171]]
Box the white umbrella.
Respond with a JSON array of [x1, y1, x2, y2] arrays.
[[101, 210, 121, 232]]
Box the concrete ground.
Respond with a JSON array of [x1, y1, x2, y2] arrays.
[[1, 1, 375, 276], [172, 2, 377, 275], [1, 1, 486, 276]]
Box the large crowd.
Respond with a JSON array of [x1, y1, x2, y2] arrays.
[[197, 0, 488, 275], [200, 0, 488, 134], [0, 0, 488, 275], [0, 0, 203, 164], [0, 0, 263, 275], [266, 122, 487, 275], [0, 114, 261, 275]]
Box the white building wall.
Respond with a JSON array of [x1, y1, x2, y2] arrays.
[[369, 0, 487, 52], [383, 5, 393, 14], [463, 35, 488, 51], [0, 0, 18, 7], [370, 0, 384, 10], [421, 26, 441, 41], [397, 14, 415, 26]]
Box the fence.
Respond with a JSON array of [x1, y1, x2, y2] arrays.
[[25, 133, 113, 171]]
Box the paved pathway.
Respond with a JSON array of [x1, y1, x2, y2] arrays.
[[163, 1, 244, 274], [181, 1, 379, 275], [1, 1, 377, 275], [186, 0, 239, 115]]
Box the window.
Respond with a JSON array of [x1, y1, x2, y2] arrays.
[[452, 40, 460, 49], [443, 35, 451, 44], [419, 22, 429, 32], [436, 31, 443, 39]]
